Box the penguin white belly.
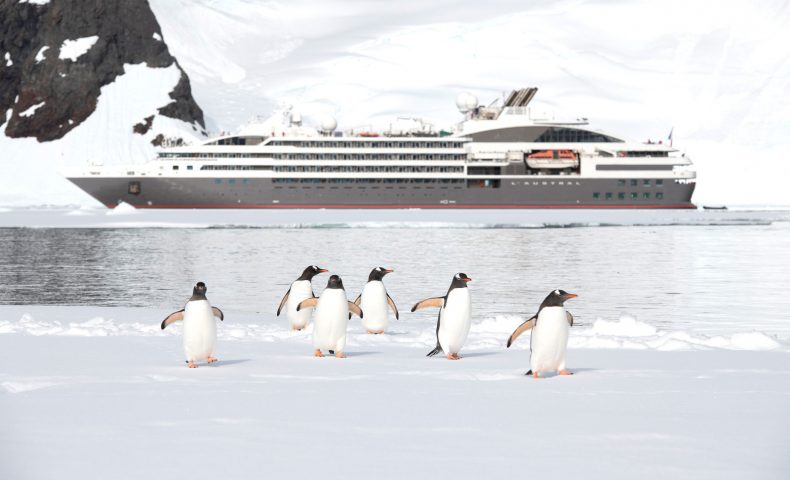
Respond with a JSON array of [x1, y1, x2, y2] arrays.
[[530, 306, 569, 373], [312, 290, 349, 351], [360, 281, 388, 332], [438, 289, 471, 355], [182, 300, 217, 362], [287, 280, 314, 329]]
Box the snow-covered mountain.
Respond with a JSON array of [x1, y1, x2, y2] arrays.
[[0, 0, 205, 205], [2, 0, 789, 206]]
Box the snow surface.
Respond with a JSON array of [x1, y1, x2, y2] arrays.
[[153, 32, 162, 41], [17, 101, 44, 118], [34, 45, 49, 62], [19, 0, 51, 4], [0, 63, 203, 205], [58, 35, 98, 61], [3, 52, 11, 66], [0, 304, 788, 479]]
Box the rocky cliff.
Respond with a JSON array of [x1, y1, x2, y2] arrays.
[[0, 0, 205, 142]]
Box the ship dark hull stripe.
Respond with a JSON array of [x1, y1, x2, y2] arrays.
[[69, 177, 696, 209], [102, 203, 697, 210]]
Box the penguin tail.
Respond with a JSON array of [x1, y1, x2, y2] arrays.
[[525, 369, 533, 376], [426, 344, 443, 357], [328, 350, 335, 355]]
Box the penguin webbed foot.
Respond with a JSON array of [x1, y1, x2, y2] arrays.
[[207, 356, 218, 364], [314, 349, 324, 358], [187, 361, 198, 368], [559, 369, 573, 376]]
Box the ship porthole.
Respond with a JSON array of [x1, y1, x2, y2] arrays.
[[128, 181, 141, 195]]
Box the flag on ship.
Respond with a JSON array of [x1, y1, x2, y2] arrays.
[[668, 127, 674, 147]]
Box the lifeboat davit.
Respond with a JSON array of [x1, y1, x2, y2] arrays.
[[526, 149, 579, 169]]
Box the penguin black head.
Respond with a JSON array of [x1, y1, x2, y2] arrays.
[[450, 273, 472, 289], [368, 266, 394, 281], [542, 289, 578, 307], [190, 282, 208, 301], [326, 275, 345, 290], [299, 265, 329, 281]]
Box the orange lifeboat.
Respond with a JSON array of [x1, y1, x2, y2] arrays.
[[526, 150, 579, 169], [527, 149, 577, 160]]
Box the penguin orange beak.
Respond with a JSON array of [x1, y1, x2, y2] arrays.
[[318, 268, 329, 273], [563, 293, 578, 299], [463, 277, 472, 283], [384, 269, 394, 273]]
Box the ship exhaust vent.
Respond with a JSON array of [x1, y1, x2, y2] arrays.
[[504, 87, 538, 108]]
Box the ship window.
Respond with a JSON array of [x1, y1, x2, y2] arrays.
[[172, 165, 179, 170], [643, 179, 651, 186], [630, 179, 637, 186], [630, 192, 638, 199], [617, 179, 625, 187], [187, 165, 193, 170], [128, 181, 141, 195], [593, 192, 600, 199], [643, 192, 651, 199], [214, 179, 222, 184], [656, 179, 664, 187], [535, 127, 623, 143], [605, 192, 613, 200], [656, 192, 664, 199], [618, 192, 625, 200]]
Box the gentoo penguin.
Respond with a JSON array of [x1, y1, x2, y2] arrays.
[[297, 275, 363, 358], [354, 267, 398, 334], [506, 289, 577, 378], [161, 282, 225, 368], [276, 265, 328, 330], [411, 273, 472, 360]]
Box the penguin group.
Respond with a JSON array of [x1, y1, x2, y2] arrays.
[[160, 267, 578, 378]]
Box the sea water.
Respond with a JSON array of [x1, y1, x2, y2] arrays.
[[1, 208, 788, 340]]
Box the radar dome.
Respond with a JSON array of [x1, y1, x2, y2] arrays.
[[319, 116, 338, 133], [455, 92, 478, 113]]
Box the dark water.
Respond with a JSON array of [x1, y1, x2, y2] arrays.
[[1, 223, 789, 338]]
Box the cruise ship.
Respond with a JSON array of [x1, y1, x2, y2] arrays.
[[64, 88, 696, 209]]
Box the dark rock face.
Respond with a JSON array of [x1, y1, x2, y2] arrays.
[[0, 0, 205, 142]]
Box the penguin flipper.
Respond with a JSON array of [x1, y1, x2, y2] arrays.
[[426, 344, 443, 357], [348, 302, 363, 319], [411, 297, 444, 312], [212, 307, 224, 321], [566, 311, 574, 326], [353, 294, 361, 306], [276, 287, 291, 316], [506, 316, 537, 348], [161, 310, 184, 330], [386, 293, 399, 320], [296, 297, 318, 312]]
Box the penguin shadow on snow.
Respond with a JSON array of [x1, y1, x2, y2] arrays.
[[517, 367, 597, 378], [457, 351, 499, 358], [211, 358, 252, 367]]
